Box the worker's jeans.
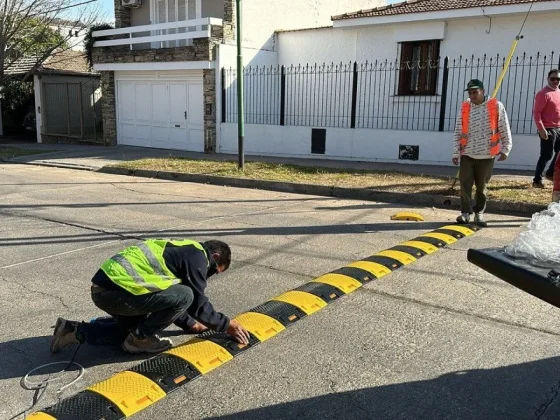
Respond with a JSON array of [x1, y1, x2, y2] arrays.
[[459, 155, 495, 214], [534, 128, 560, 183], [79, 284, 194, 346]]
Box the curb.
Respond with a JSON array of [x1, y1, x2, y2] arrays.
[[1, 158, 97, 171], [98, 166, 546, 217]]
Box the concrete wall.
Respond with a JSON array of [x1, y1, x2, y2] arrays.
[[277, 12, 560, 65], [219, 123, 538, 170], [239, 0, 385, 52], [131, 0, 151, 25], [202, 0, 223, 19]]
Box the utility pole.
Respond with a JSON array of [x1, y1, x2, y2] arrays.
[[236, 0, 244, 170]]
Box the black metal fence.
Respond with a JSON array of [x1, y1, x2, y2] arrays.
[[223, 52, 560, 134]]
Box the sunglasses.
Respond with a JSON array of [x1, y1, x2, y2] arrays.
[[550, 77, 560, 82]]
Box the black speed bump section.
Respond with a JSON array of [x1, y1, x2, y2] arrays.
[[199, 330, 260, 356], [295, 281, 344, 303], [31, 223, 479, 419], [330, 266, 374, 283], [389, 245, 427, 258], [129, 354, 200, 394], [362, 254, 403, 270], [39, 390, 124, 420], [251, 300, 307, 327]]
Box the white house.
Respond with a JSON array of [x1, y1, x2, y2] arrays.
[[50, 18, 87, 51], [90, 0, 384, 152], [217, 0, 560, 170]]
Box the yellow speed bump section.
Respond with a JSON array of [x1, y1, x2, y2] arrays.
[[312, 273, 362, 294], [235, 312, 285, 342], [88, 371, 165, 417], [401, 240, 439, 255], [441, 225, 475, 236], [166, 338, 233, 375], [273, 290, 327, 315], [376, 250, 417, 265], [26, 413, 57, 420], [390, 212, 424, 221], [347, 261, 392, 279], [419, 232, 457, 245]]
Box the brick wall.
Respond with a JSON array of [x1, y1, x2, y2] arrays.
[[203, 69, 217, 153], [223, 0, 236, 45], [100, 71, 117, 146], [114, 0, 131, 28]]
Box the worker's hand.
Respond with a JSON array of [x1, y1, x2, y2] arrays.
[[539, 129, 549, 140], [497, 153, 508, 162], [226, 319, 250, 345], [186, 321, 209, 334], [452, 157, 459, 166]]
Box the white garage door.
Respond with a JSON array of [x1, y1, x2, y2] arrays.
[[116, 74, 204, 152]]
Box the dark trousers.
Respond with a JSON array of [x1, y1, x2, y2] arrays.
[[459, 155, 495, 214], [534, 128, 560, 183], [79, 284, 194, 347]]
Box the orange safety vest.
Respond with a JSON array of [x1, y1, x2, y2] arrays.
[[460, 98, 501, 156]]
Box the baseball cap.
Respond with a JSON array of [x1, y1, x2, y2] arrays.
[[465, 79, 484, 91]]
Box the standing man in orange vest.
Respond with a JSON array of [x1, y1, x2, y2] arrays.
[[452, 79, 512, 227]]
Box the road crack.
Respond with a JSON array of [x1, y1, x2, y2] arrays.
[[0, 275, 70, 310], [535, 379, 560, 419]]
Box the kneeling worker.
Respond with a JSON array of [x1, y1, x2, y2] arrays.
[[50, 239, 250, 354]]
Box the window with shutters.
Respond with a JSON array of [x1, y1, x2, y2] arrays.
[[154, 0, 200, 48], [398, 40, 440, 95]]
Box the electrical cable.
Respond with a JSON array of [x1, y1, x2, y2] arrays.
[[8, 344, 84, 420]]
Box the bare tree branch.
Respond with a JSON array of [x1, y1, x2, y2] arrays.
[[0, 0, 104, 85]]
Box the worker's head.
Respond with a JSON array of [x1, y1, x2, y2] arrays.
[[203, 240, 232, 275], [548, 69, 560, 89], [465, 79, 485, 105]]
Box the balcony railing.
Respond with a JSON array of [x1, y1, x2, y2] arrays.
[[92, 18, 223, 48]]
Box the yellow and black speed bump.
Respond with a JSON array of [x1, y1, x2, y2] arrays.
[[30, 224, 478, 420]]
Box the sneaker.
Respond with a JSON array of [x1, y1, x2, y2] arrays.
[[456, 213, 470, 224], [122, 332, 173, 354], [474, 213, 488, 227], [50, 318, 80, 354], [544, 173, 554, 182], [533, 181, 545, 189]]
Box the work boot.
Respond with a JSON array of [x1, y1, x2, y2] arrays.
[[122, 332, 173, 354], [474, 213, 488, 228], [456, 213, 470, 224], [533, 181, 545, 189], [50, 318, 81, 354]]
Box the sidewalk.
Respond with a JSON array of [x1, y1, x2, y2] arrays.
[[0, 142, 543, 216], [0, 142, 535, 179]]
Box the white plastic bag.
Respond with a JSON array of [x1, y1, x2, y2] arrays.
[[505, 202, 560, 268]]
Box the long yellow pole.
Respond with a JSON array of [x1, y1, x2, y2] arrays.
[[491, 36, 522, 98]]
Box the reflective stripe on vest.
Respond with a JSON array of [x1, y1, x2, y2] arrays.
[[460, 98, 501, 156], [101, 239, 208, 295]]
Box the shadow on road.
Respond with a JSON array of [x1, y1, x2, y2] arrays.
[[209, 356, 560, 420]]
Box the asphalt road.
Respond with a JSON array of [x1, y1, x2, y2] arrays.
[[0, 163, 559, 420]]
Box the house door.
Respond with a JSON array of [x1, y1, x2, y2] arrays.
[[116, 75, 204, 152], [155, 0, 201, 47]]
